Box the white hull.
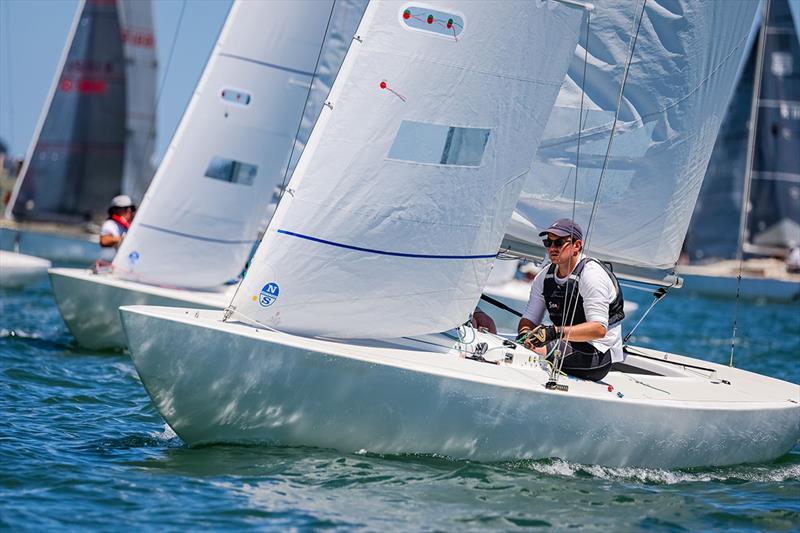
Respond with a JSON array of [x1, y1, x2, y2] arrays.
[[120, 305, 800, 468], [49, 268, 231, 350], [0, 225, 114, 265], [0, 251, 51, 288], [677, 261, 800, 302]]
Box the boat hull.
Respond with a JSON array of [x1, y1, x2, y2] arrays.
[[0, 225, 114, 265], [0, 251, 51, 288], [120, 306, 800, 468], [49, 268, 230, 350]]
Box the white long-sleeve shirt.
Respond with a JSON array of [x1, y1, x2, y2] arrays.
[[523, 259, 624, 362]]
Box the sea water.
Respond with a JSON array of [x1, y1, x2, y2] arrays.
[[1, 279, 798, 531]]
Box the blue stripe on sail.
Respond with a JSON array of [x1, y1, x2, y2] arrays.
[[139, 224, 256, 245], [218, 53, 316, 77], [277, 229, 496, 259]]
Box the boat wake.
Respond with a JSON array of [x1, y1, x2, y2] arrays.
[[509, 453, 800, 484]]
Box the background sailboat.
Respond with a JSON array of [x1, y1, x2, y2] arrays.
[[680, 0, 800, 302], [49, 0, 366, 350], [0, 0, 156, 265]]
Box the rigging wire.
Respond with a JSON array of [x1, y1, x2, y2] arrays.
[[136, 0, 188, 178], [224, 0, 339, 322], [730, 0, 771, 368], [550, 0, 648, 384], [547, 9, 593, 385]]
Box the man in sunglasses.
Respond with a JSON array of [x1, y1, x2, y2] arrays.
[[516, 218, 625, 381]]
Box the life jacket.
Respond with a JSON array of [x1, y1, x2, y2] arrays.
[[542, 257, 625, 333]]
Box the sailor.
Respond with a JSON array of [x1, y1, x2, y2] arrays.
[[100, 195, 135, 248], [517, 218, 625, 381]]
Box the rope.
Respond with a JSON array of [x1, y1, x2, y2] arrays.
[[730, 0, 771, 367]]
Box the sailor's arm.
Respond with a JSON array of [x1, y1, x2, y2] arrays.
[[558, 321, 606, 342], [100, 234, 122, 248]]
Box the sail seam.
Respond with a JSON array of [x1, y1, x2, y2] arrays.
[[276, 229, 495, 259], [217, 52, 316, 77], [138, 223, 256, 244]]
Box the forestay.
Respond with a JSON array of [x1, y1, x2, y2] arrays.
[[118, 0, 157, 204], [231, 0, 585, 338], [7, 0, 129, 224], [114, 0, 365, 290], [506, 1, 760, 276]]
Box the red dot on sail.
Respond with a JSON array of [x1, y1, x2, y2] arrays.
[[380, 81, 387, 89], [427, 15, 433, 24], [403, 10, 410, 19], [60, 79, 73, 92]]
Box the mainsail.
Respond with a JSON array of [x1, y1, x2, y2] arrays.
[[230, 0, 586, 338], [5, 0, 156, 225], [113, 0, 366, 290], [744, 0, 800, 256], [505, 0, 760, 281], [687, 0, 800, 262]]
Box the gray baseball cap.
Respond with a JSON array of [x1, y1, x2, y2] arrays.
[[538, 218, 583, 240]]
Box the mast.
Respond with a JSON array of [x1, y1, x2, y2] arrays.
[[737, 0, 771, 261]]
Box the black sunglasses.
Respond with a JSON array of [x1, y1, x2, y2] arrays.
[[542, 236, 572, 248]]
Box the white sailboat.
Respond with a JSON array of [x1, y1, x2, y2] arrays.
[[1, 0, 156, 265], [120, 1, 799, 468], [49, 0, 366, 350], [679, 0, 800, 302], [0, 250, 51, 289]]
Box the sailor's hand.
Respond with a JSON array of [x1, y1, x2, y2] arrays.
[[516, 327, 533, 344], [524, 325, 558, 348]]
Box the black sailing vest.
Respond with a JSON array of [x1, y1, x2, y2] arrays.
[[543, 258, 625, 334]]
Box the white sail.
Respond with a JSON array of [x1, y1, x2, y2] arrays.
[[507, 0, 760, 275], [230, 0, 586, 338], [114, 0, 365, 290], [118, 0, 157, 204]]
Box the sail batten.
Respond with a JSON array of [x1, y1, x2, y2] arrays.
[[232, 0, 586, 338]]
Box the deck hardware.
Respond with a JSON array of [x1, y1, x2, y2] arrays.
[[545, 381, 568, 392]]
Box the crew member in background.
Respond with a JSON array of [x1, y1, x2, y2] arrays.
[[100, 195, 135, 248], [517, 218, 625, 381]]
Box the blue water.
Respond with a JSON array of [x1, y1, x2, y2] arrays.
[[2, 279, 799, 531]]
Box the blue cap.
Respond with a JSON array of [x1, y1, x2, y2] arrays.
[[538, 218, 583, 240]]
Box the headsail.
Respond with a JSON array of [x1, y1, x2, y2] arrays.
[[113, 0, 366, 290], [6, 0, 129, 224], [230, 0, 586, 338], [505, 1, 760, 281]]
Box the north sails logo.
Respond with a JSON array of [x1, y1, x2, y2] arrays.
[[127, 251, 140, 268], [258, 282, 280, 307]]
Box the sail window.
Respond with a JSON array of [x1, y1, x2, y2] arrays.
[[401, 7, 464, 40], [221, 88, 251, 106], [387, 121, 490, 166], [204, 157, 257, 185]]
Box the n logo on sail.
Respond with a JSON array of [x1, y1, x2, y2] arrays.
[[258, 283, 280, 307]]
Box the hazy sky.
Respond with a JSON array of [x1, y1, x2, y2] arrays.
[[0, 0, 233, 164]]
